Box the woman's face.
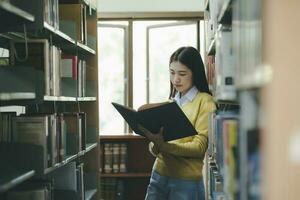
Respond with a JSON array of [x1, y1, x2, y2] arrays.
[[169, 61, 193, 96]]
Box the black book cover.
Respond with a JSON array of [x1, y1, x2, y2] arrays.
[[112, 102, 197, 141]]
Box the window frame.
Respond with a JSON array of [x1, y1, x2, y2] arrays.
[[98, 17, 203, 134]]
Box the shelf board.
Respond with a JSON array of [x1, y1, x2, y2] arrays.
[[44, 96, 97, 102], [85, 189, 97, 200], [100, 134, 146, 141], [217, 0, 232, 25], [55, 29, 77, 45], [44, 143, 97, 175], [0, 1, 34, 23], [100, 172, 151, 178], [43, 22, 76, 45], [42, 22, 96, 56], [0, 92, 36, 100], [207, 39, 215, 55], [1, 95, 96, 102], [236, 65, 273, 90], [77, 42, 96, 55], [77, 97, 97, 101], [85, 142, 98, 153], [0, 169, 35, 193], [44, 154, 77, 175], [44, 95, 77, 102]]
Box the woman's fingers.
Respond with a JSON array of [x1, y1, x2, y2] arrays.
[[137, 124, 164, 145], [138, 124, 150, 135], [137, 124, 153, 140]]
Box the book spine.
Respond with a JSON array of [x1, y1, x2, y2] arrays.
[[112, 143, 120, 173], [103, 143, 113, 173], [119, 143, 127, 173]]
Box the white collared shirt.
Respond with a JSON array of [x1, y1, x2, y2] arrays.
[[173, 86, 199, 107]]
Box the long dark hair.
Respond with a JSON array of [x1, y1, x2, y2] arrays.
[[169, 46, 210, 99]]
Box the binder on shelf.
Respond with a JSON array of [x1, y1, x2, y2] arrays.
[[9, 40, 47, 92], [0, 66, 44, 100], [9, 39, 58, 96], [12, 116, 49, 168], [64, 113, 85, 155], [112, 102, 197, 141], [52, 162, 77, 191], [59, 4, 87, 43]]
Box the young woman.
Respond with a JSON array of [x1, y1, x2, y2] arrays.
[[138, 46, 216, 200]]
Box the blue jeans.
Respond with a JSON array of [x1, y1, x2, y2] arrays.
[[145, 171, 205, 200]]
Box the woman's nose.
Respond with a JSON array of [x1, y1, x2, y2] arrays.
[[174, 74, 180, 83]]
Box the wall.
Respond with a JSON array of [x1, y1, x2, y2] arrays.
[[97, 0, 205, 12]]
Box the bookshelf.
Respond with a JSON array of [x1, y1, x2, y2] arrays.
[[0, 0, 99, 200], [204, 0, 262, 200], [99, 134, 155, 200]]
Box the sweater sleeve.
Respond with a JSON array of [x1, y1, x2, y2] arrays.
[[159, 100, 216, 158]]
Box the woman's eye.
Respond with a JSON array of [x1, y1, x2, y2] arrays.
[[179, 73, 186, 76]]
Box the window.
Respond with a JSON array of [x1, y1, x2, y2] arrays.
[[98, 21, 128, 134], [98, 19, 203, 134]]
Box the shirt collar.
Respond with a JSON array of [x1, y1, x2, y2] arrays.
[[174, 86, 199, 106]]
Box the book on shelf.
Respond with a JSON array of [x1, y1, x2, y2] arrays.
[[0, 66, 44, 99], [12, 116, 49, 168], [0, 112, 16, 143], [100, 178, 123, 200], [51, 162, 86, 200], [59, 4, 87, 43], [76, 163, 85, 200], [52, 162, 77, 191], [10, 39, 62, 96], [102, 142, 128, 174], [215, 30, 236, 101], [112, 102, 197, 141], [119, 143, 127, 173], [60, 54, 77, 97], [112, 143, 120, 173], [63, 113, 85, 155], [103, 143, 113, 173]]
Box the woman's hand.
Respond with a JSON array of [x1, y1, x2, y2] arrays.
[[137, 124, 164, 149], [149, 142, 160, 157]]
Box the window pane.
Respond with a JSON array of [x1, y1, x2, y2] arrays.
[[148, 23, 198, 103], [98, 26, 125, 134]]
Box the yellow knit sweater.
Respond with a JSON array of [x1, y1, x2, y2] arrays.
[[152, 92, 216, 180]]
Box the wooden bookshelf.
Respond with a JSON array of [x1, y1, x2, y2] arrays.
[[0, 0, 99, 199], [99, 134, 155, 200]]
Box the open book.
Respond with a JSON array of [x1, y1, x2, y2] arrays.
[[112, 102, 197, 141]]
